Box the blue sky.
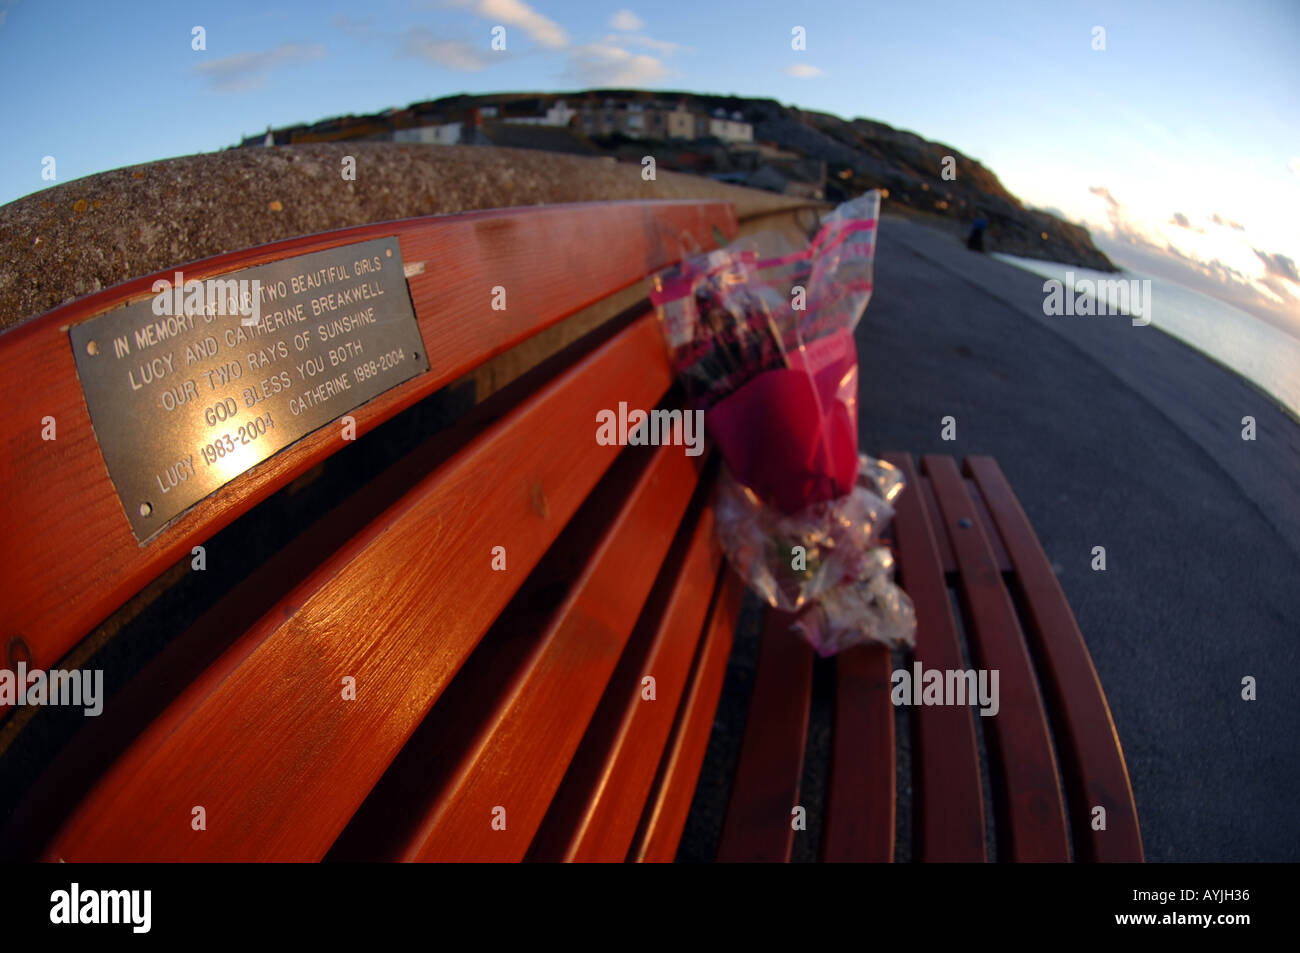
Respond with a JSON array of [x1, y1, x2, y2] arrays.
[[1, 0, 1297, 328]]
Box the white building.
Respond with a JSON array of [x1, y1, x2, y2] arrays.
[[707, 108, 753, 144], [502, 100, 578, 128], [393, 122, 463, 145], [545, 100, 576, 127]]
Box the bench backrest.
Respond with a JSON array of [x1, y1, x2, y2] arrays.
[[0, 200, 744, 861]]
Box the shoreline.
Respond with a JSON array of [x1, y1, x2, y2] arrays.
[[991, 249, 1300, 426]]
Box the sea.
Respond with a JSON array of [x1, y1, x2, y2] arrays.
[[993, 254, 1300, 420]]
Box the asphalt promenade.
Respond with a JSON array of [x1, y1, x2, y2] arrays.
[[858, 216, 1300, 862]]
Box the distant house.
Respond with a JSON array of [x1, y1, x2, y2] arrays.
[[241, 93, 752, 155], [638, 102, 695, 140], [392, 122, 463, 145], [704, 108, 753, 144], [663, 103, 695, 139], [578, 100, 702, 140], [577, 104, 613, 137], [578, 101, 633, 138], [502, 100, 578, 128], [624, 102, 645, 136]]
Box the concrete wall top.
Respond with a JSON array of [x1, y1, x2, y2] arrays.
[[0, 142, 824, 331]]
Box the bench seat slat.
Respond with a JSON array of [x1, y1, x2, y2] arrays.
[[322, 436, 693, 861], [629, 570, 744, 863], [923, 454, 1070, 861], [967, 477, 1013, 573], [965, 456, 1143, 862], [0, 201, 736, 713], [527, 503, 722, 862], [716, 609, 815, 862], [822, 644, 895, 862], [884, 453, 987, 861], [396, 443, 706, 862], [919, 476, 957, 575], [42, 312, 672, 862]]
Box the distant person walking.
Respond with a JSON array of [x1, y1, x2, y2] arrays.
[[967, 216, 988, 252]]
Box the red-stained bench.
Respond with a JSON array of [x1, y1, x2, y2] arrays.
[[716, 453, 1144, 862], [0, 199, 1140, 863], [0, 200, 744, 862]]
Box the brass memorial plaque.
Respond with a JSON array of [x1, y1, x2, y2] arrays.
[[69, 237, 430, 543]]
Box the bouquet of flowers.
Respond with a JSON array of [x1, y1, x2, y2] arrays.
[[649, 191, 915, 656]]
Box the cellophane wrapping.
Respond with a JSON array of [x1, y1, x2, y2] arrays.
[[650, 191, 916, 656]]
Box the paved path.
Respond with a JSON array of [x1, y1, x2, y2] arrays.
[[860, 216, 1300, 861]]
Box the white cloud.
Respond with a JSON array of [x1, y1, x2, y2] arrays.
[[1289, 157, 1300, 177], [194, 43, 325, 93], [784, 63, 824, 79], [601, 32, 691, 55], [1086, 184, 1300, 326], [568, 42, 668, 85], [448, 0, 567, 48], [609, 9, 645, 31], [403, 29, 491, 70]]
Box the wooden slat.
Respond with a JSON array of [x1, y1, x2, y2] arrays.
[[629, 569, 743, 863], [41, 312, 674, 862], [967, 478, 1012, 572], [965, 456, 1143, 862], [323, 433, 679, 862], [922, 455, 1070, 862], [0, 201, 737, 705], [715, 609, 815, 862], [528, 505, 722, 862], [395, 443, 706, 862], [4, 323, 617, 860], [822, 644, 894, 862], [920, 476, 956, 574], [883, 453, 986, 861]]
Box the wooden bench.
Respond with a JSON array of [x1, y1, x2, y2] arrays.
[[715, 454, 1143, 862], [0, 200, 1141, 863]]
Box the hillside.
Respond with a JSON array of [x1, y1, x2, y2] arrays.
[[251, 88, 1116, 272]]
